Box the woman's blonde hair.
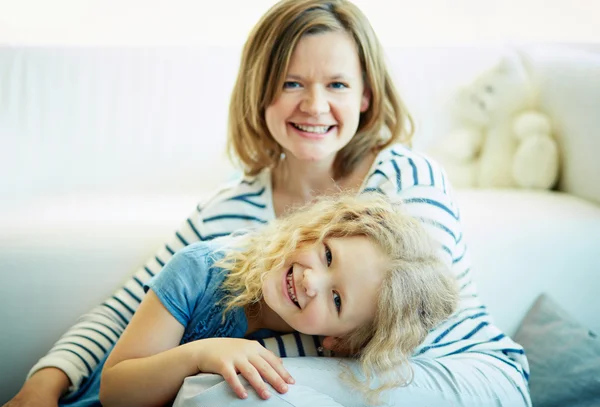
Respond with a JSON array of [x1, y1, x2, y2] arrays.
[[227, 0, 414, 180], [217, 192, 458, 403]]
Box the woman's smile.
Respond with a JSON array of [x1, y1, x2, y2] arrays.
[[288, 122, 336, 140]]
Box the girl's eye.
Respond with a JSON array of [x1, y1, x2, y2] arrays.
[[333, 291, 342, 313], [330, 82, 348, 89], [324, 243, 332, 267], [283, 81, 301, 89]]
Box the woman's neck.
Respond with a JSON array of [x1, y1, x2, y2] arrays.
[[271, 151, 376, 216], [273, 155, 337, 202]]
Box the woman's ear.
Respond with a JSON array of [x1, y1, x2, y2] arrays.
[[360, 88, 371, 112]]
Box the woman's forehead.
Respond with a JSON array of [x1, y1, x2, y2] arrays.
[[286, 31, 362, 77]]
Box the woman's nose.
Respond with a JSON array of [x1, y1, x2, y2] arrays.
[[300, 87, 330, 116]]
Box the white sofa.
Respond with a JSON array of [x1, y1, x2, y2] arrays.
[[1, 44, 599, 404]]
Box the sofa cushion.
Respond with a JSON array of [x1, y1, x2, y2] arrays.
[[514, 293, 600, 407]]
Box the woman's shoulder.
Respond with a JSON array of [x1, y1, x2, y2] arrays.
[[373, 143, 448, 177], [364, 143, 452, 195]]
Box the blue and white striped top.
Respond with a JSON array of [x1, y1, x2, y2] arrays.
[[28, 144, 529, 397]]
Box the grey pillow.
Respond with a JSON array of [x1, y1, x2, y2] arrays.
[[514, 293, 600, 407]]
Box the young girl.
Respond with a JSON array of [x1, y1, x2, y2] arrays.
[[73, 193, 457, 406], [10, 0, 531, 406]]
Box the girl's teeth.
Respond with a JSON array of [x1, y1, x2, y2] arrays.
[[287, 273, 299, 305], [293, 123, 330, 134]]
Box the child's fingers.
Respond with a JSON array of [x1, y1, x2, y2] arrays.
[[237, 361, 272, 400], [250, 355, 291, 394], [262, 351, 295, 386], [221, 367, 248, 399]]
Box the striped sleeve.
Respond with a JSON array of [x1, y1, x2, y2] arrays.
[[367, 146, 530, 392], [27, 177, 274, 393]]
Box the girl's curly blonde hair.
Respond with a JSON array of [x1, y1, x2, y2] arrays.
[[217, 192, 458, 404], [227, 0, 414, 180]]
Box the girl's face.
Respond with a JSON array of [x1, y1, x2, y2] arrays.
[[261, 236, 386, 337], [264, 30, 370, 165]]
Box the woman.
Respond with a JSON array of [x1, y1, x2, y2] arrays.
[[6, 1, 530, 406]]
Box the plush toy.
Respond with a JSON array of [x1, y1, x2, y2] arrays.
[[429, 54, 560, 189]]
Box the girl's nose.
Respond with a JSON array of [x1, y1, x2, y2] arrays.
[[300, 87, 330, 116], [301, 268, 324, 297]]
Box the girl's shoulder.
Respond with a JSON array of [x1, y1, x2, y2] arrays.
[[178, 234, 246, 268]]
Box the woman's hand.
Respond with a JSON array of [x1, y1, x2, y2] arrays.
[[194, 338, 295, 400], [3, 390, 56, 407], [3, 368, 69, 407]]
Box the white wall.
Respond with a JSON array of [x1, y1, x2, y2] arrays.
[[1, 0, 599, 46]]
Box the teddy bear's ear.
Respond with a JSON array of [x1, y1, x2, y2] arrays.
[[496, 52, 527, 75], [497, 55, 518, 73]]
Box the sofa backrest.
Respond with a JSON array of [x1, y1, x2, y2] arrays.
[[519, 45, 600, 204], [1, 44, 598, 207]]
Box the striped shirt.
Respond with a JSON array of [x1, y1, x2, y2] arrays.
[[28, 144, 529, 398]]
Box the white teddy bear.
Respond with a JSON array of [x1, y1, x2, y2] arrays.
[[429, 54, 560, 189]]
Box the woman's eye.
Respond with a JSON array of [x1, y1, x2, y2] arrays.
[[333, 291, 342, 313], [283, 81, 301, 89], [329, 82, 348, 89], [324, 243, 332, 267]]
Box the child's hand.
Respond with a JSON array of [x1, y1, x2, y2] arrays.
[[193, 337, 295, 400]]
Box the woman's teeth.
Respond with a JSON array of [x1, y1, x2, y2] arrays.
[[292, 123, 331, 134], [286, 269, 300, 308]]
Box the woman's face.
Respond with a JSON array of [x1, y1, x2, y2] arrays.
[[265, 30, 370, 165], [261, 236, 386, 338]]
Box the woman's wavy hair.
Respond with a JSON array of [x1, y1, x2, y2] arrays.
[[227, 0, 414, 180], [217, 192, 458, 404]]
